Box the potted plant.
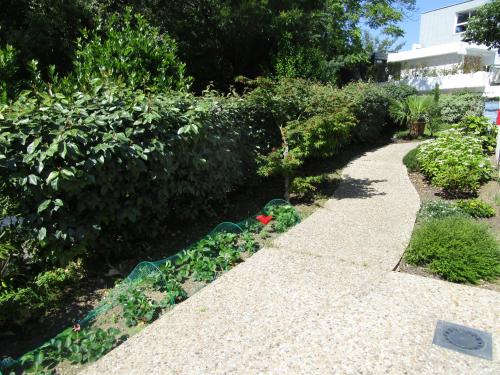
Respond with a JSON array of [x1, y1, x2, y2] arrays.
[[390, 95, 432, 138]]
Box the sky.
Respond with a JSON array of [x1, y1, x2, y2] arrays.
[[398, 0, 470, 50]]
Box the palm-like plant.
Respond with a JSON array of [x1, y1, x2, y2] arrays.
[[390, 95, 433, 137]]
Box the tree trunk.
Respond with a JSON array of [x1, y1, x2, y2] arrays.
[[409, 121, 426, 138], [279, 125, 290, 202]]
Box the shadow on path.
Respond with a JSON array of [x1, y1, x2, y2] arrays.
[[334, 177, 388, 199]]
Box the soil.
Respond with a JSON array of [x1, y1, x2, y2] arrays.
[[1, 136, 393, 362], [397, 152, 500, 292]]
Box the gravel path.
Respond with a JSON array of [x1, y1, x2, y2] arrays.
[[83, 142, 500, 375]]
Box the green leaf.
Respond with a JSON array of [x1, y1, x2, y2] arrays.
[[46, 171, 59, 184], [38, 199, 51, 213], [38, 227, 47, 241], [27, 139, 41, 154], [28, 174, 38, 185]]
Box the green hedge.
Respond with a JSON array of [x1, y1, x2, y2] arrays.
[[439, 91, 485, 125], [0, 78, 415, 328]]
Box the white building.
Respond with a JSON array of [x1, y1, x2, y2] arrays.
[[388, 0, 500, 98]]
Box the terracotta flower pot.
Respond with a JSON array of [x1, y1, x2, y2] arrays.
[[409, 121, 425, 138]]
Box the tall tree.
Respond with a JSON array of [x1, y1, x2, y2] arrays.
[[464, 0, 500, 51]]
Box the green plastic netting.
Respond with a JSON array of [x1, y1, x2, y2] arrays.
[[1, 199, 299, 372]]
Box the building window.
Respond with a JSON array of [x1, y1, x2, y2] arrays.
[[455, 10, 476, 33]]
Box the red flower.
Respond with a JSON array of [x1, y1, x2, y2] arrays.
[[73, 323, 81, 332], [256, 215, 273, 225]]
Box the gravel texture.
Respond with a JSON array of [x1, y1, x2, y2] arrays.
[[83, 142, 499, 375]]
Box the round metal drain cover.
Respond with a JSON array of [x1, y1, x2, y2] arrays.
[[443, 327, 485, 350]]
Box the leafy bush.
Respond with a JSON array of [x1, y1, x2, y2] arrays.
[[456, 116, 496, 153], [0, 81, 264, 262], [20, 326, 121, 371], [268, 205, 301, 233], [72, 9, 190, 92], [439, 91, 484, 125], [118, 288, 159, 327], [456, 199, 496, 218], [290, 175, 328, 197], [0, 44, 18, 103], [406, 216, 500, 283], [334, 82, 391, 143], [417, 129, 492, 194], [403, 146, 421, 172], [175, 232, 242, 282], [0, 261, 84, 327], [418, 200, 468, 221]]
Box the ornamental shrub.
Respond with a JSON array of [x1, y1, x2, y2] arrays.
[[405, 216, 500, 283], [439, 91, 484, 125], [456, 116, 496, 154], [417, 129, 492, 194], [72, 9, 190, 92], [456, 199, 496, 218], [0, 81, 262, 262], [333, 82, 391, 143]]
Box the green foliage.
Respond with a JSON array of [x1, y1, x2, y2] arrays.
[[0, 1, 416, 90], [456, 199, 496, 218], [0, 81, 261, 261], [268, 205, 301, 233], [426, 84, 442, 136], [464, 0, 500, 50], [20, 326, 121, 371], [73, 9, 190, 92], [291, 175, 328, 197], [417, 129, 492, 194], [118, 288, 159, 326], [0, 261, 84, 328], [418, 200, 468, 221], [389, 95, 432, 127], [403, 146, 421, 172], [176, 232, 241, 282], [456, 116, 496, 154], [0, 44, 18, 103], [335, 82, 393, 143], [156, 261, 187, 305], [406, 216, 500, 283], [439, 91, 484, 125]]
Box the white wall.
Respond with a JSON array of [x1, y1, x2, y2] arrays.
[[419, 0, 490, 47]]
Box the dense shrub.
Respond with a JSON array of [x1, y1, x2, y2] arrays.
[[406, 216, 500, 283], [0, 44, 18, 103], [0, 261, 84, 327], [456, 116, 496, 154], [333, 82, 391, 143], [403, 146, 420, 172], [72, 9, 190, 92], [439, 91, 484, 125], [418, 200, 468, 221], [0, 82, 265, 262], [417, 129, 492, 194], [456, 199, 496, 218]]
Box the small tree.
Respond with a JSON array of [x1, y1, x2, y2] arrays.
[[73, 8, 191, 92], [427, 84, 442, 137], [464, 0, 500, 51]]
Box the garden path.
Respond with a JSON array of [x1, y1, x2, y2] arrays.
[[84, 142, 500, 375]]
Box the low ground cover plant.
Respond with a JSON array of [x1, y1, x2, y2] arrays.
[[417, 200, 468, 221], [402, 147, 420, 172], [417, 129, 492, 195], [406, 216, 500, 283], [456, 198, 496, 218], [20, 326, 121, 371]]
